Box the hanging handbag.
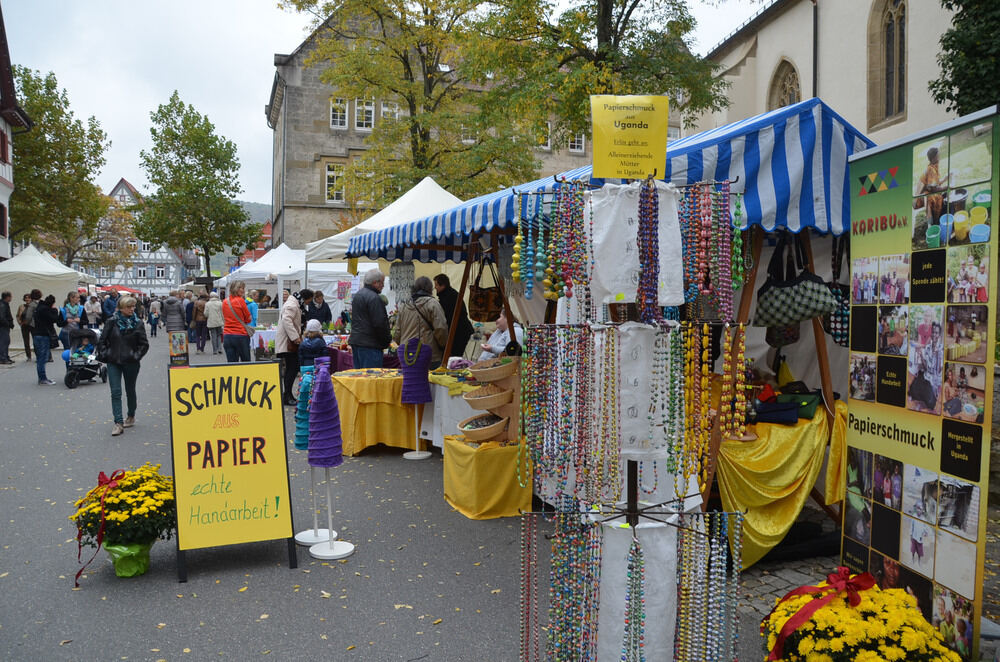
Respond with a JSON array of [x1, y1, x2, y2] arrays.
[[468, 260, 504, 322], [822, 234, 851, 348], [754, 231, 837, 328], [761, 232, 801, 347]]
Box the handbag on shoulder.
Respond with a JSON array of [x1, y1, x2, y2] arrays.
[[468, 260, 504, 323], [821, 234, 851, 348]]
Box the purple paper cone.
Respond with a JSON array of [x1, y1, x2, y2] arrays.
[[308, 358, 343, 468]]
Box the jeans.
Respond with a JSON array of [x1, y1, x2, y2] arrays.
[[195, 321, 208, 351], [188, 324, 196, 342], [107, 361, 140, 424], [223, 334, 251, 362], [0, 326, 9, 361], [209, 326, 222, 353], [352, 346, 383, 369], [149, 314, 158, 337], [33, 335, 50, 380], [278, 351, 299, 403]]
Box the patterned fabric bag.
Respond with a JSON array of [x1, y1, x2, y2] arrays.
[[822, 235, 850, 347], [754, 231, 837, 329], [468, 260, 504, 322]]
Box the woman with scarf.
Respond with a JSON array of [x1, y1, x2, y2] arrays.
[[60, 291, 83, 349], [393, 277, 448, 369], [97, 295, 150, 436]]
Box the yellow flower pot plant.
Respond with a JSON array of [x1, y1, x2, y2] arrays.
[[70, 463, 176, 582], [761, 567, 961, 662]]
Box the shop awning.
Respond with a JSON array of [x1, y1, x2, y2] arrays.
[[347, 98, 873, 262]]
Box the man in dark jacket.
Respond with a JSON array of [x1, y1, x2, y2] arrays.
[[304, 291, 333, 326], [348, 269, 391, 368], [32, 294, 62, 384], [0, 291, 13, 364], [102, 290, 119, 323], [433, 274, 474, 359]]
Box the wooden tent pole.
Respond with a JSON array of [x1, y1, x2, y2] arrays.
[[442, 236, 475, 361], [799, 231, 836, 418], [489, 230, 516, 329]]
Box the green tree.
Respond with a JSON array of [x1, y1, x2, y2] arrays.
[[285, 0, 542, 211], [469, 0, 729, 143], [929, 0, 1000, 116], [9, 66, 110, 252], [137, 91, 259, 276]]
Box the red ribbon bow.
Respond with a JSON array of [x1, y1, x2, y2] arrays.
[[761, 566, 875, 661], [74, 469, 125, 588]]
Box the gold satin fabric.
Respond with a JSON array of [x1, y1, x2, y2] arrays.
[[717, 400, 847, 569], [331, 369, 422, 456], [442, 435, 532, 519], [428, 372, 478, 396]]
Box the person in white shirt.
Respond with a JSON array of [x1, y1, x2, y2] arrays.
[[478, 311, 524, 360]]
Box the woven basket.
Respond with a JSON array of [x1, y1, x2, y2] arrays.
[[462, 387, 513, 410], [468, 357, 519, 382], [458, 414, 509, 441]]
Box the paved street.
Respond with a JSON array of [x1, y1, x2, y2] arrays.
[[1, 336, 993, 661]]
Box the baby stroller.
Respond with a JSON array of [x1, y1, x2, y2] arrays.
[[64, 327, 106, 389]]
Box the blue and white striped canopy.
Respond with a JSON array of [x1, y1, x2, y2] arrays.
[[347, 98, 873, 262]]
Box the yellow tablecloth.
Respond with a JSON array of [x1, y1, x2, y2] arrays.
[[331, 369, 423, 456], [443, 435, 532, 519], [717, 400, 847, 569]]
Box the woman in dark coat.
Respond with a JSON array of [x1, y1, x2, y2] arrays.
[[32, 293, 62, 385], [97, 295, 150, 436]]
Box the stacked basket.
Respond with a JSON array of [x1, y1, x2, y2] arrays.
[[458, 357, 520, 442]]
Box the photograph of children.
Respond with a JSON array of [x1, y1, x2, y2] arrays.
[[844, 490, 871, 545], [907, 305, 944, 414], [942, 362, 987, 422], [846, 447, 873, 500], [902, 465, 938, 524], [874, 454, 903, 510], [849, 353, 876, 401], [938, 476, 980, 542], [870, 553, 902, 590], [899, 513, 935, 577], [878, 254, 910, 304], [870, 553, 933, 620], [852, 257, 879, 305], [935, 529, 977, 603], [946, 244, 989, 303], [933, 586, 975, 661], [878, 306, 908, 355], [912, 137, 950, 250], [946, 305, 989, 364]]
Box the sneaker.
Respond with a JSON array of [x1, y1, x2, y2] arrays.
[[124, 416, 135, 428], [38, 379, 55, 385], [111, 423, 124, 436]]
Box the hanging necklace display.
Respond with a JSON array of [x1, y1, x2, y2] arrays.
[[621, 534, 646, 662], [545, 506, 602, 662], [595, 326, 622, 503], [636, 178, 662, 324], [519, 512, 541, 662], [698, 322, 711, 492]]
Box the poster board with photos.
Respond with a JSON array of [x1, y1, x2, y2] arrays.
[[846, 108, 997, 661]]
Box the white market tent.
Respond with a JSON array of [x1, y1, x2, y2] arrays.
[[305, 176, 462, 264], [0, 245, 91, 350]]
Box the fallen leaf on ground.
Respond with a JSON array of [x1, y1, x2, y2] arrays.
[[238, 586, 248, 593]]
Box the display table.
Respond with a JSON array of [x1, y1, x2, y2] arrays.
[[326, 347, 400, 373], [419, 379, 479, 449], [250, 329, 345, 361], [331, 369, 426, 456], [715, 400, 847, 569], [442, 435, 532, 519]]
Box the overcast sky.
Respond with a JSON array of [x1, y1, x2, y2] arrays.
[[4, 0, 760, 207]]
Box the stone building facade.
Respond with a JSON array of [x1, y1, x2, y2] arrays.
[[693, 0, 957, 145], [266, 25, 657, 249]]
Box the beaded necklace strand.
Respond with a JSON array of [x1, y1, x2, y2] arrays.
[[636, 179, 662, 324], [621, 534, 647, 662]]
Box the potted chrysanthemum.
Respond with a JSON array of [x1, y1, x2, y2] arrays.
[[70, 463, 176, 579], [761, 567, 961, 662]]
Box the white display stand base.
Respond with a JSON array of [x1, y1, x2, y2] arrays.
[[309, 539, 355, 560], [403, 407, 431, 460], [295, 528, 335, 546], [403, 450, 432, 460]]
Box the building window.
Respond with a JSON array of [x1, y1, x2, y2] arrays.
[[99, 267, 107, 278], [141, 241, 151, 252], [0, 204, 6, 237], [381, 101, 399, 121], [156, 265, 165, 278], [569, 133, 585, 153], [330, 98, 347, 129], [767, 59, 801, 111], [326, 163, 346, 202], [137, 266, 147, 278], [0, 131, 8, 164], [460, 125, 476, 145], [539, 122, 551, 150], [355, 98, 374, 130], [867, 0, 906, 127], [128, 239, 137, 249], [667, 126, 681, 143]]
